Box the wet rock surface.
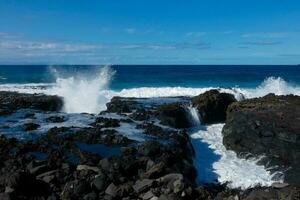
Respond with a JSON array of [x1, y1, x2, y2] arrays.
[[0, 91, 63, 115], [192, 90, 236, 124], [0, 91, 299, 199], [0, 93, 199, 199], [157, 103, 192, 128], [21, 123, 40, 131], [223, 94, 300, 185]]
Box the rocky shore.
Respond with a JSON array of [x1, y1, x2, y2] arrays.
[[0, 91, 299, 199], [223, 94, 300, 186]]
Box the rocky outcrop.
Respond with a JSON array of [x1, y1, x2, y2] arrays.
[[192, 90, 236, 124], [0, 91, 63, 114], [157, 103, 192, 128], [1, 92, 300, 199], [223, 94, 300, 185], [21, 123, 40, 131], [106, 96, 137, 114]]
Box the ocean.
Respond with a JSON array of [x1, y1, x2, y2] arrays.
[[0, 65, 300, 113]]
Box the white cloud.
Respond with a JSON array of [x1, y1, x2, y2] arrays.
[[0, 41, 103, 52]]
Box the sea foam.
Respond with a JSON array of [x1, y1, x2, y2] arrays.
[[190, 124, 283, 189], [187, 104, 283, 189], [0, 76, 299, 114]]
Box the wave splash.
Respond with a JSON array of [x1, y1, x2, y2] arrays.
[[242, 77, 300, 98], [0, 76, 299, 114], [47, 66, 115, 113]]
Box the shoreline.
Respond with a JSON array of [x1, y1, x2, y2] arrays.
[[0, 91, 299, 199]]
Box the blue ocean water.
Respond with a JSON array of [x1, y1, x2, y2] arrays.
[[0, 65, 300, 89], [1, 65, 300, 114]]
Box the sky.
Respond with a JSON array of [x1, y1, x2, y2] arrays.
[[0, 0, 299, 65]]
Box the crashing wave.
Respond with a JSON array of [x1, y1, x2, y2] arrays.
[[241, 77, 300, 98], [0, 76, 299, 114], [46, 65, 115, 113]]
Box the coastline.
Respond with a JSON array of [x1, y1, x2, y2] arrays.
[[0, 90, 299, 199]]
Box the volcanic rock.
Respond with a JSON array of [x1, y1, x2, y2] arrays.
[[157, 103, 191, 128], [223, 94, 300, 185], [192, 90, 236, 124], [21, 123, 40, 131], [0, 91, 63, 113]]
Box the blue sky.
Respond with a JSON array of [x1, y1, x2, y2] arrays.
[[0, 0, 299, 64]]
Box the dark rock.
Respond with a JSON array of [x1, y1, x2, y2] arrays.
[[76, 165, 101, 173], [158, 173, 185, 193], [137, 123, 164, 137], [192, 90, 236, 124], [138, 141, 162, 157], [223, 94, 300, 185], [141, 190, 156, 200], [5, 171, 50, 197], [47, 194, 59, 200], [21, 123, 40, 131], [92, 173, 108, 191], [26, 160, 48, 175], [94, 117, 120, 128], [78, 150, 102, 166], [129, 109, 150, 121], [0, 193, 11, 200], [83, 192, 97, 200], [105, 183, 120, 197], [74, 180, 92, 196], [133, 179, 154, 193], [24, 112, 35, 118], [143, 162, 166, 179], [244, 188, 278, 200], [36, 170, 59, 184], [106, 97, 136, 114], [0, 91, 63, 113], [61, 180, 92, 199], [121, 147, 137, 156], [157, 103, 191, 128], [46, 115, 66, 123]]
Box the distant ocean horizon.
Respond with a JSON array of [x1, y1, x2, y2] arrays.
[[0, 65, 300, 113]]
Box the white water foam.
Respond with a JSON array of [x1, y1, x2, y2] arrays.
[[46, 66, 115, 113], [0, 109, 95, 140], [190, 124, 282, 189], [0, 76, 299, 114], [242, 77, 300, 98], [187, 105, 201, 126], [117, 87, 245, 100], [0, 83, 53, 94]]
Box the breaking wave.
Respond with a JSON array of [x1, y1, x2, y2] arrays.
[[46, 66, 115, 113], [0, 76, 299, 114], [241, 76, 300, 98]]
